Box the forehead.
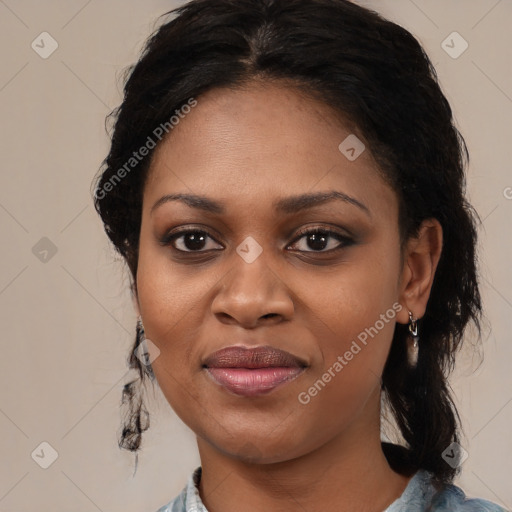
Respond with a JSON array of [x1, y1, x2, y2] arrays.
[[144, 82, 397, 220]]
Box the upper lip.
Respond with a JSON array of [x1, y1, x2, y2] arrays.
[[203, 345, 307, 369]]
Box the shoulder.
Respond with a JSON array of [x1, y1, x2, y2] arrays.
[[388, 469, 508, 512], [156, 465, 509, 512], [430, 482, 508, 512], [153, 489, 187, 512], [153, 466, 204, 512], [153, 495, 184, 512]]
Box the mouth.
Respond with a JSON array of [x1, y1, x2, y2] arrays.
[[203, 345, 307, 397]]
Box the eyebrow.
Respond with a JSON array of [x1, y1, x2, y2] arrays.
[[150, 190, 371, 217]]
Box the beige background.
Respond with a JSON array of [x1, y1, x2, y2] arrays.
[[0, 1, 510, 511]]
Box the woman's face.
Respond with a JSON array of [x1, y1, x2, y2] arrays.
[[136, 82, 408, 462]]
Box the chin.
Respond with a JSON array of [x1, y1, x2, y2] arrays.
[[199, 424, 314, 465]]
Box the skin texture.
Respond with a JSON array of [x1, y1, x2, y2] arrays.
[[135, 81, 443, 512]]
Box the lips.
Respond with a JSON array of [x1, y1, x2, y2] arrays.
[[203, 345, 307, 397]]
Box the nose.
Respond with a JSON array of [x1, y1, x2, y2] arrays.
[[210, 249, 294, 329]]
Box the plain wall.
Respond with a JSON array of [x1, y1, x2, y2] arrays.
[[0, 1, 510, 510]]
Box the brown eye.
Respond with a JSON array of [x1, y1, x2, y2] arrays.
[[163, 230, 223, 252], [288, 228, 353, 253]]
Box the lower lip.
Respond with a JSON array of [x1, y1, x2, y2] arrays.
[[205, 367, 304, 396]]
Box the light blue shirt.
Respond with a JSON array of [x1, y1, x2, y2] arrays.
[[156, 466, 508, 511]]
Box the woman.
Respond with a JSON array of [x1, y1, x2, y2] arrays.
[[93, 0, 508, 510]]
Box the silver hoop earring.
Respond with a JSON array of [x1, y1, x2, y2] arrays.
[[136, 316, 156, 380], [407, 311, 419, 368]]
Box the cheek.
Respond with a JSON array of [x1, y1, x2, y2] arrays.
[[136, 244, 192, 361], [135, 243, 229, 409], [136, 266, 205, 422], [298, 287, 397, 407], [300, 246, 400, 349], [136, 269, 204, 360], [294, 241, 401, 402], [136, 231, 213, 333], [292, 283, 399, 449]]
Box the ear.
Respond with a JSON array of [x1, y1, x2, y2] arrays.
[[396, 218, 443, 325]]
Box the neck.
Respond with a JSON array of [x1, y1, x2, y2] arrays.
[[196, 391, 413, 512]]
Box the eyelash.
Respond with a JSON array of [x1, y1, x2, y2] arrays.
[[161, 226, 354, 254]]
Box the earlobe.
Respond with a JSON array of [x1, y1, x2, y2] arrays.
[[396, 218, 443, 324]]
